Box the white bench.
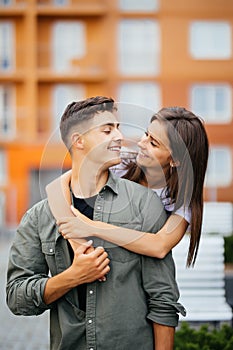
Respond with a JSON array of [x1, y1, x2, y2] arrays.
[[173, 234, 232, 324]]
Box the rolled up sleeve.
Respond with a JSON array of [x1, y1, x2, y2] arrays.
[[6, 210, 51, 316], [142, 252, 186, 327], [140, 190, 186, 327]]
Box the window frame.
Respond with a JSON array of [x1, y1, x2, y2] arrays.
[[205, 146, 232, 188], [189, 21, 232, 60], [0, 21, 15, 71], [0, 84, 16, 138], [190, 83, 232, 124], [52, 20, 86, 72], [52, 83, 86, 134], [118, 0, 159, 12], [53, 0, 69, 6], [117, 82, 161, 140], [118, 19, 160, 76]]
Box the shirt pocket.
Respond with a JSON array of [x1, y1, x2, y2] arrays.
[[104, 221, 142, 263], [41, 241, 57, 276]]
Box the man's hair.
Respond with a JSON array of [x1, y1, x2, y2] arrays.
[[60, 96, 116, 149]]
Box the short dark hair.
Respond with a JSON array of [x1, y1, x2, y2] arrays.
[[60, 96, 116, 149]]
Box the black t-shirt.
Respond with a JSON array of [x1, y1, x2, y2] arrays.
[[68, 192, 97, 311]]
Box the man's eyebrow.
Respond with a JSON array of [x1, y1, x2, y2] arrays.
[[100, 123, 120, 127]]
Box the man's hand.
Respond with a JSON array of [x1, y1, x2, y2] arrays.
[[43, 241, 110, 305], [69, 241, 110, 284]]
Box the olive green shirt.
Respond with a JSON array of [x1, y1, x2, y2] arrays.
[[6, 172, 185, 350]]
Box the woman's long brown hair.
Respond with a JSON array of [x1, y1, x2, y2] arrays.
[[123, 107, 209, 267]]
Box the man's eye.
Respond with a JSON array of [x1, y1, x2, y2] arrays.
[[145, 131, 149, 137], [103, 129, 111, 134]]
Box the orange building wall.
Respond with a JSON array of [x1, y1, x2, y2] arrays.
[[1, 0, 233, 225]]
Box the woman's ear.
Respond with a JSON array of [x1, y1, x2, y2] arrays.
[[170, 159, 180, 168], [71, 132, 84, 150]]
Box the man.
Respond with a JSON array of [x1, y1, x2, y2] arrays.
[[6, 96, 185, 350]]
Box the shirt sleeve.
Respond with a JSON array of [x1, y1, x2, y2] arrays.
[[141, 253, 186, 327], [140, 190, 186, 327], [174, 205, 191, 224], [6, 209, 51, 316]]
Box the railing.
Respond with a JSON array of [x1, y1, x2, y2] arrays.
[[173, 234, 232, 325]]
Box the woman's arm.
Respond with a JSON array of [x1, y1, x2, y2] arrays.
[[57, 206, 188, 258]]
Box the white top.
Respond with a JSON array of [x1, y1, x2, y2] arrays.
[[152, 188, 191, 224], [111, 163, 191, 224]]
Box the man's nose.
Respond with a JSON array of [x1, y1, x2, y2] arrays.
[[113, 128, 123, 141]]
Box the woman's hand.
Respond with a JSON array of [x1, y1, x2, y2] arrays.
[[57, 205, 98, 239]]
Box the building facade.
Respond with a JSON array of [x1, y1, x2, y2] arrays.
[[0, 0, 233, 228]]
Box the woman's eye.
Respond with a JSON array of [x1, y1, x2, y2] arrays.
[[144, 131, 149, 137], [103, 129, 111, 134]]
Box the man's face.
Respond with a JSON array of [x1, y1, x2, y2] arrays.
[[79, 111, 123, 170]]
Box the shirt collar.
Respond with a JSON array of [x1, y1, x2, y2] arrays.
[[103, 170, 119, 195], [46, 169, 119, 220]]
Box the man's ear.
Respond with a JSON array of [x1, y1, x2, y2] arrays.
[[71, 132, 84, 150]]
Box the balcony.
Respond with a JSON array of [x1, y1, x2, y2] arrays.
[[0, 0, 26, 16], [36, 0, 107, 16], [37, 45, 107, 82]]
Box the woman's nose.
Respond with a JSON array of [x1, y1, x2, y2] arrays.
[[138, 134, 147, 149]]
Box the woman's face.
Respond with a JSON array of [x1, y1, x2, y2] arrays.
[[136, 120, 172, 173]]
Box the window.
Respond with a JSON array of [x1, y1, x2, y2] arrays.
[[205, 147, 232, 187], [190, 84, 232, 123], [118, 20, 160, 76], [0, 0, 12, 5], [0, 85, 15, 137], [53, 0, 69, 5], [52, 84, 85, 135], [52, 21, 86, 72], [0, 150, 7, 185], [202, 202, 233, 235], [189, 21, 232, 59], [0, 21, 14, 71], [117, 82, 161, 139], [119, 0, 159, 11]]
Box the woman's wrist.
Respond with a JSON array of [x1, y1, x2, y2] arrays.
[[89, 221, 106, 238]]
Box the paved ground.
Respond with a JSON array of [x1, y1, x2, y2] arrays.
[[0, 235, 49, 349]]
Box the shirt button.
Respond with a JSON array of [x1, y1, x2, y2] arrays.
[[90, 348, 94, 350], [89, 290, 93, 295], [96, 206, 101, 210], [49, 248, 53, 253], [88, 319, 93, 324]]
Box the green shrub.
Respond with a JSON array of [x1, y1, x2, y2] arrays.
[[224, 235, 233, 264], [175, 322, 233, 350]]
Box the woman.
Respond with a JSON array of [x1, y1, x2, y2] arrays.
[[58, 107, 209, 266]]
